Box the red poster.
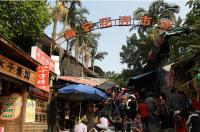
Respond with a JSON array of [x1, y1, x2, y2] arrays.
[[35, 66, 50, 92]]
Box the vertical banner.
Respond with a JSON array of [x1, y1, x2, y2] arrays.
[[35, 66, 50, 92], [25, 99, 36, 123], [0, 127, 4, 132]]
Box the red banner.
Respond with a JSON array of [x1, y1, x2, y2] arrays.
[[35, 66, 50, 92]]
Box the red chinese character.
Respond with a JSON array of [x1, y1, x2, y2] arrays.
[[159, 19, 173, 30], [82, 22, 93, 32], [139, 16, 152, 26], [99, 17, 112, 28], [64, 29, 76, 40], [119, 16, 131, 26]]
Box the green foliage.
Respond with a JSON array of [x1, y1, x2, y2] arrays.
[[185, 0, 200, 25], [104, 69, 138, 88], [120, 32, 153, 69], [169, 0, 200, 61], [131, 0, 180, 32], [0, 1, 51, 51], [104, 71, 126, 88]]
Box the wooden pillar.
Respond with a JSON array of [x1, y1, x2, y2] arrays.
[[20, 87, 28, 132]]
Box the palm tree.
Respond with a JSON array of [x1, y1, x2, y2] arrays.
[[49, 0, 68, 55], [133, 0, 179, 25], [91, 47, 108, 72], [131, 0, 180, 53]]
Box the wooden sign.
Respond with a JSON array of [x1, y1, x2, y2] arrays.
[[35, 66, 50, 92], [25, 99, 36, 123], [0, 55, 36, 85], [0, 93, 22, 121]]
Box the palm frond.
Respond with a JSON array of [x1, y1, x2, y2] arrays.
[[94, 51, 108, 61]]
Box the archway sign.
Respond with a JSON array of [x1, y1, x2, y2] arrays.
[[62, 16, 173, 42]]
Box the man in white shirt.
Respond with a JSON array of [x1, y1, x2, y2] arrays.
[[74, 117, 88, 132]]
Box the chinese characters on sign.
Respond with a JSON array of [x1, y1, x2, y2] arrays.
[[119, 16, 131, 26], [31, 46, 55, 72], [64, 28, 76, 41], [62, 15, 174, 41], [139, 16, 152, 26], [99, 17, 112, 28], [82, 21, 93, 32], [25, 99, 36, 123], [0, 55, 36, 85], [0, 93, 22, 121], [35, 66, 50, 92]]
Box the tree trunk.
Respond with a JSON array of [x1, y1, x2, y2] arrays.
[[50, 18, 57, 55], [91, 58, 94, 72]]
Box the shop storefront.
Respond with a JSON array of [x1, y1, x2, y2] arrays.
[[0, 35, 54, 132]]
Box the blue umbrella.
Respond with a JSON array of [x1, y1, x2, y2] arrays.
[[58, 84, 107, 121], [58, 84, 107, 100]]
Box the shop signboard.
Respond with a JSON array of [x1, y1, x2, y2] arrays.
[[0, 55, 36, 85], [31, 46, 55, 72], [0, 93, 22, 121], [35, 66, 50, 92], [25, 99, 36, 123]]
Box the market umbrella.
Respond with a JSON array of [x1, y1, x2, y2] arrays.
[[58, 84, 107, 100], [58, 84, 107, 121]]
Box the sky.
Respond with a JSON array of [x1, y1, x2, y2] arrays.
[[45, 0, 190, 73]]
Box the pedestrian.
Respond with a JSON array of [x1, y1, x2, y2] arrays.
[[187, 106, 200, 132], [132, 113, 143, 132], [128, 96, 138, 120], [96, 113, 110, 131], [74, 116, 88, 132], [138, 98, 149, 132], [109, 113, 123, 131], [174, 110, 187, 132], [155, 94, 170, 132], [119, 98, 127, 119], [145, 94, 158, 132]]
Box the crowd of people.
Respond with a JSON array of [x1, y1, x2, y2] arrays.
[[71, 88, 200, 132]]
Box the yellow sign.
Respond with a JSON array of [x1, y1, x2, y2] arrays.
[[25, 99, 36, 123], [0, 93, 22, 121], [0, 55, 36, 85]]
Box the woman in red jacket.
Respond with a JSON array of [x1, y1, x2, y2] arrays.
[[138, 99, 149, 131]]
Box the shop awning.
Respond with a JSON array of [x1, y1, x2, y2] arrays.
[[96, 80, 115, 91], [58, 76, 97, 86], [128, 71, 156, 86], [57, 76, 115, 91], [131, 71, 155, 80]]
